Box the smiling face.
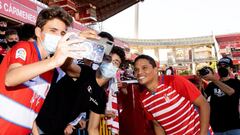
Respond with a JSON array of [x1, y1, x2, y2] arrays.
[[111, 53, 121, 68], [134, 58, 158, 87]]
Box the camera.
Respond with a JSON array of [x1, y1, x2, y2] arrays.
[[198, 67, 210, 76], [68, 35, 113, 63]]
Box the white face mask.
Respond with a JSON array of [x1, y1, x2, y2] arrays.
[[99, 61, 118, 78], [41, 33, 61, 55]]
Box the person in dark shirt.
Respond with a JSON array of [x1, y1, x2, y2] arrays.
[[34, 32, 126, 135], [201, 57, 240, 134], [35, 63, 108, 134]]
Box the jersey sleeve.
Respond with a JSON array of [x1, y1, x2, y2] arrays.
[[78, 64, 107, 114], [9, 42, 30, 65], [172, 75, 201, 102], [89, 88, 107, 114]]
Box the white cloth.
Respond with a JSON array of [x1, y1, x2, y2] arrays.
[[69, 112, 86, 126], [106, 77, 119, 134]]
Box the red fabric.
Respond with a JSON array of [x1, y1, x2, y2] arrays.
[[0, 45, 7, 55], [106, 91, 119, 134], [119, 84, 155, 135], [0, 119, 30, 135], [172, 75, 201, 102], [140, 75, 213, 135], [0, 41, 54, 134]]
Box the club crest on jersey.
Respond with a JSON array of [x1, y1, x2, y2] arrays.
[[87, 86, 92, 93], [15, 48, 26, 61], [164, 94, 170, 103]]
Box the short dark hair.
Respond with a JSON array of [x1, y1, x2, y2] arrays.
[[134, 54, 157, 68], [19, 23, 36, 41], [110, 46, 126, 67], [98, 31, 114, 42], [5, 29, 18, 38], [36, 6, 73, 29]]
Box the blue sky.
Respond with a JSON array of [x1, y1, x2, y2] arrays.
[[102, 0, 240, 39]]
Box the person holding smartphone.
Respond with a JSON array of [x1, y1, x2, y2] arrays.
[[201, 57, 240, 134]]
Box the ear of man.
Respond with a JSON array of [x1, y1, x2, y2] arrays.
[[35, 27, 42, 38]]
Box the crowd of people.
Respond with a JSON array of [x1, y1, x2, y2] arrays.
[[0, 20, 36, 63], [0, 5, 239, 135]]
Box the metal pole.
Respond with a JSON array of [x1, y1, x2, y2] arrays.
[[134, 3, 139, 38]]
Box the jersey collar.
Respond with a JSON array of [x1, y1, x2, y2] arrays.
[[33, 41, 42, 61]]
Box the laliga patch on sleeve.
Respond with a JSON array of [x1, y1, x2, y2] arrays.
[[15, 48, 27, 61]]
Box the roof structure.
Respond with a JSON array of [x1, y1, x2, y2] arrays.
[[75, 0, 143, 22], [216, 33, 240, 42], [119, 35, 215, 48], [40, 0, 143, 22]]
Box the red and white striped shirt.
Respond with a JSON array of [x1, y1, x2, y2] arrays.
[[141, 75, 213, 135], [0, 41, 54, 135], [106, 76, 120, 134]]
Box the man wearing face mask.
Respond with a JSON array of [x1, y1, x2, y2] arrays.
[[202, 57, 240, 134], [5, 29, 19, 50], [0, 6, 100, 135]]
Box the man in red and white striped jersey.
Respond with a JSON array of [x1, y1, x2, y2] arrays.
[[134, 54, 213, 135]]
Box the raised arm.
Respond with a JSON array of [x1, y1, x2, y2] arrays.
[[5, 33, 83, 87], [5, 58, 57, 87], [203, 73, 235, 96]]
